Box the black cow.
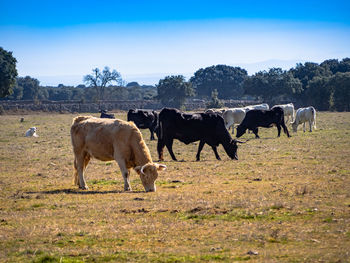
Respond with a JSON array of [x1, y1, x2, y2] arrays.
[[99, 110, 115, 119], [157, 108, 244, 161], [127, 109, 159, 140], [236, 107, 291, 138]]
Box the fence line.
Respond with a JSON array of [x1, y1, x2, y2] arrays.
[[0, 99, 260, 113]]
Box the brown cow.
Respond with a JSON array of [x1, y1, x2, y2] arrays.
[[70, 116, 166, 192]]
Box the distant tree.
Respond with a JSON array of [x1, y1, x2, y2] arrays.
[[306, 76, 332, 110], [190, 65, 247, 99], [0, 47, 18, 98], [38, 87, 49, 100], [83, 67, 122, 100], [243, 68, 302, 104], [329, 72, 350, 111], [320, 59, 340, 74], [126, 82, 140, 87], [17, 76, 40, 100], [109, 86, 129, 100], [127, 86, 143, 100], [157, 75, 194, 108], [338, 58, 350, 73], [6, 84, 23, 100], [290, 62, 331, 104], [47, 86, 73, 101], [71, 87, 85, 100], [206, 89, 224, 108]]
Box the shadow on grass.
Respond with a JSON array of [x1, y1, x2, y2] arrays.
[[25, 188, 145, 195]]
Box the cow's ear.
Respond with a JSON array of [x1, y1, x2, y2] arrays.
[[154, 163, 167, 171], [134, 166, 142, 174]]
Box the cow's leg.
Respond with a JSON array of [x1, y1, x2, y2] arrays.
[[157, 139, 165, 161], [281, 122, 291, 137], [303, 122, 306, 132], [165, 139, 177, 161], [196, 140, 205, 161], [149, 128, 155, 140], [114, 156, 132, 191], [73, 157, 79, 186], [253, 127, 260, 138], [231, 124, 235, 135], [211, 146, 221, 161], [74, 152, 89, 190], [309, 120, 312, 132], [74, 154, 90, 185], [276, 124, 281, 137]]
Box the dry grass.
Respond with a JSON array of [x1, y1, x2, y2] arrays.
[[0, 111, 349, 262]]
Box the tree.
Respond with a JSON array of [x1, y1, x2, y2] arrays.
[[206, 89, 223, 108], [243, 68, 302, 104], [17, 76, 40, 100], [338, 58, 350, 73], [290, 62, 331, 104], [126, 82, 140, 87], [329, 72, 350, 111], [190, 65, 247, 99], [306, 76, 332, 110], [320, 59, 340, 74], [83, 67, 122, 101], [6, 84, 23, 100], [0, 47, 18, 98], [157, 75, 194, 108]]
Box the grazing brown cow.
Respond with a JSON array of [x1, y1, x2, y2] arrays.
[[70, 116, 166, 192]]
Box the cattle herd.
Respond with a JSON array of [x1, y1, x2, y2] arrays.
[[71, 103, 317, 192]]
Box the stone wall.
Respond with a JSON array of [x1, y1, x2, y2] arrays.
[[0, 99, 260, 113]]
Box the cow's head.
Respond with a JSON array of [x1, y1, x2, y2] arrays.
[[236, 125, 246, 138], [135, 163, 167, 192], [224, 139, 245, 160], [291, 122, 298, 132]]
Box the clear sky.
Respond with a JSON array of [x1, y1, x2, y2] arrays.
[[1, 0, 350, 86]]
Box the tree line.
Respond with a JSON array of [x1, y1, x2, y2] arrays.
[[1, 47, 350, 111]]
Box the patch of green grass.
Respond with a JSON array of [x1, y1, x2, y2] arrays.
[[88, 179, 119, 185], [323, 217, 333, 223], [179, 209, 317, 223], [31, 203, 45, 208], [30, 251, 233, 263], [32, 254, 60, 263]]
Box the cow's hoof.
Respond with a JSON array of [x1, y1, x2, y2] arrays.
[[79, 185, 88, 190]]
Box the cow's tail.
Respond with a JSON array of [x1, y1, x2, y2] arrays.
[[312, 107, 317, 129]]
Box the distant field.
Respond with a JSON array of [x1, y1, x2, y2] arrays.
[[0, 112, 349, 262]]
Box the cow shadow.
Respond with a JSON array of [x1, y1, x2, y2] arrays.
[[25, 188, 145, 195]]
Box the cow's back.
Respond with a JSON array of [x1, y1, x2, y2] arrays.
[[296, 107, 315, 123], [159, 108, 228, 144], [241, 108, 283, 127], [241, 110, 264, 127], [71, 116, 137, 162]]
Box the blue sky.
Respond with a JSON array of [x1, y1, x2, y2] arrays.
[[1, 0, 350, 86]]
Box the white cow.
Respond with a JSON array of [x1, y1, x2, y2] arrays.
[[291, 106, 317, 132], [222, 108, 246, 134], [25, 127, 39, 137], [272, 103, 295, 123], [244, 103, 270, 112]]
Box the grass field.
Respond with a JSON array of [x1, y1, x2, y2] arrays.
[[0, 111, 350, 262]]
